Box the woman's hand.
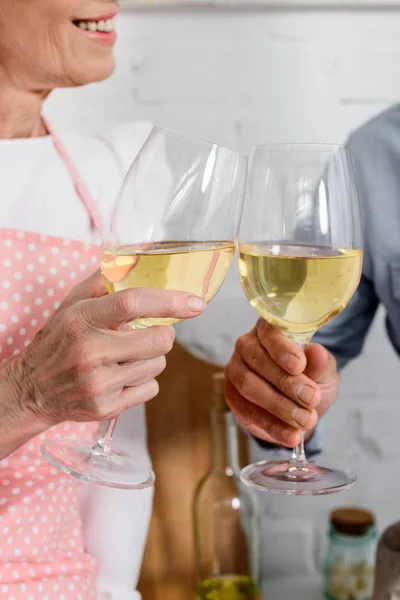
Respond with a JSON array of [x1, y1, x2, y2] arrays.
[[224, 318, 339, 448], [5, 271, 206, 430]]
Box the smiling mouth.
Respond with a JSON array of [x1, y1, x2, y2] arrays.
[[73, 17, 116, 33]]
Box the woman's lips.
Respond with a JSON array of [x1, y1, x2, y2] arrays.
[[81, 30, 117, 45], [73, 15, 117, 44]]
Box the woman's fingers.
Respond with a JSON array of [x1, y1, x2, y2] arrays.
[[81, 287, 206, 330], [15, 284, 207, 427], [99, 326, 177, 364], [97, 356, 167, 394], [96, 380, 161, 421], [60, 269, 108, 309]]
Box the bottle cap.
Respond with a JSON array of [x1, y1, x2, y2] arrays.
[[330, 507, 375, 536], [211, 372, 229, 412]]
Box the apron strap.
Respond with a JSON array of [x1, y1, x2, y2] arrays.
[[43, 118, 104, 236]]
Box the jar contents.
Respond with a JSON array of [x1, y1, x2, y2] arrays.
[[325, 507, 376, 600]]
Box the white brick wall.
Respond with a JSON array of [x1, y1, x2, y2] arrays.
[[45, 8, 400, 582]]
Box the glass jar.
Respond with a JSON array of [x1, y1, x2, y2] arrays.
[[324, 507, 376, 600]]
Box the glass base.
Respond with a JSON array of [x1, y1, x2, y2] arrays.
[[240, 458, 356, 496], [41, 438, 155, 490]]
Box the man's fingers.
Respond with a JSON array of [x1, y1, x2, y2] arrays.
[[226, 356, 317, 431], [237, 334, 320, 409], [304, 344, 337, 384], [225, 378, 301, 448], [256, 319, 307, 375]]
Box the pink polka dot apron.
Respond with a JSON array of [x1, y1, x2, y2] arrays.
[[0, 123, 104, 599]]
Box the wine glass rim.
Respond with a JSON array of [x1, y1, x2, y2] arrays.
[[151, 125, 246, 158], [252, 142, 346, 153]]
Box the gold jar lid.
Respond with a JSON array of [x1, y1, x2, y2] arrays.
[[211, 372, 229, 412], [330, 507, 375, 536]]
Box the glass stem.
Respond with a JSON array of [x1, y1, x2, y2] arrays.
[[291, 338, 308, 465], [292, 433, 307, 465], [92, 419, 117, 455], [90, 323, 144, 457], [90, 321, 143, 456]]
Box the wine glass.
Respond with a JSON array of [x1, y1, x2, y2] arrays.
[[42, 127, 246, 490], [238, 144, 363, 495]]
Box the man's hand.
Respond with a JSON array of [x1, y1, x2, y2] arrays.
[[225, 319, 339, 448]]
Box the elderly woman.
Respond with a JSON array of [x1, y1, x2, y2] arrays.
[[0, 2, 206, 599]]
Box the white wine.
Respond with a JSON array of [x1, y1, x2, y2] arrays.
[[239, 243, 363, 340], [196, 575, 260, 600], [101, 241, 235, 327]]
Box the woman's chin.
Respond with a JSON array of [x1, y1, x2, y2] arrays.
[[64, 55, 116, 88], [88, 59, 116, 84]]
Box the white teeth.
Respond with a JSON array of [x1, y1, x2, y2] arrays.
[[75, 18, 115, 33]]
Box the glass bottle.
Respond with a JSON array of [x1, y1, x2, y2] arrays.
[[193, 372, 261, 600], [324, 507, 376, 600]]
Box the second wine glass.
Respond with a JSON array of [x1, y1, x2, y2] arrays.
[[238, 143, 363, 495], [42, 127, 247, 490]]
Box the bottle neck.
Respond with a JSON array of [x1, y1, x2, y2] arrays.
[[211, 410, 241, 475], [210, 410, 232, 474]]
